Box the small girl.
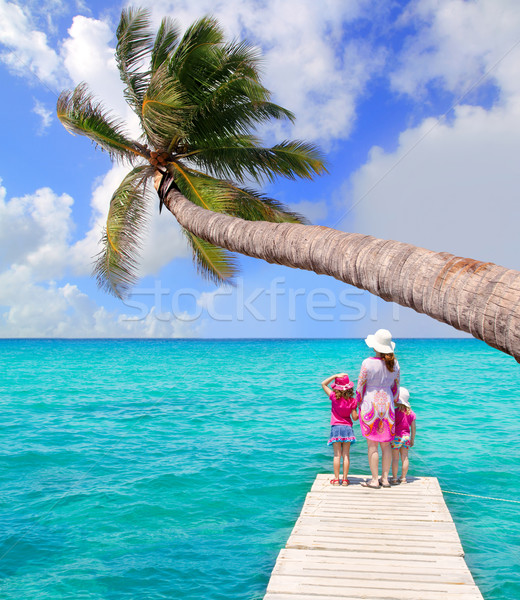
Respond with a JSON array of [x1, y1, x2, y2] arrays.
[[321, 373, 358, 486], [390, 387, 416, 484]]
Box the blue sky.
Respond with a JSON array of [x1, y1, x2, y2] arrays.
[[1, 0, 519, 339]]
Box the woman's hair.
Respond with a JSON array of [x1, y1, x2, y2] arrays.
[[380, 352, 395, 372], [334, 388, 354, 400], [396, 404, 411, 415]]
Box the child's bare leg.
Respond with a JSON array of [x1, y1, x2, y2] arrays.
[[391, 448, 400, 483], [332, 442, 341, 483], [366, 440, 379, 485], [341, 442, 351, 482], [400, 447, 409, 482], [380, 442, 391, 485]]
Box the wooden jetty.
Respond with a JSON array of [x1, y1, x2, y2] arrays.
[[264, 473, 484, 600]]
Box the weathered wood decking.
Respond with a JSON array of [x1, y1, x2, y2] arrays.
[[264, 474, 484, 600]]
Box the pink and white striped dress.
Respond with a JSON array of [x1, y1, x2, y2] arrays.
[[355, 357, 400, 442]]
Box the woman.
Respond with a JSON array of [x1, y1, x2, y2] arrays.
[[356, 329, 400, 489]]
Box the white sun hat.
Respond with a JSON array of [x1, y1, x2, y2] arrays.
[[365, 328, 396, 354], [397, 387, 411, 408]]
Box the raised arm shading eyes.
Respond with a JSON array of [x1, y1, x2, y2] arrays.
[[321, 373, 347, 396]]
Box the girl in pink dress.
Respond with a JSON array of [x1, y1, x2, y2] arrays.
[[355, 329, 400, 489], [321, 373, 358, 486], [391, 387, 416, 484]]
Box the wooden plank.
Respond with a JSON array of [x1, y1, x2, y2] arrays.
[[290, 524, 462, 545], [275, 548, 471, 574], [266, 575, 483, 599], [285, 535, 464, 556], [263, 474, 484, 599], [273, 560, 476, 584], [294, 515, 458, 537], [293, 515, 458, 531], [265, 591, 484, 600], [266, 574, 483, 596]]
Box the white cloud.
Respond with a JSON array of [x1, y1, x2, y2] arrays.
[[0, 272, 202, 338], [32, 99, 53, 134], [0, 179, 195, 338], [348, 0, 520, 273], [0, 0, 62, 87], [391, 0, 520, 100], [349, 100, 520, 271], [0, 183, 74, 279], [0, 4, 131, 125], [61, 15, 129, 119]]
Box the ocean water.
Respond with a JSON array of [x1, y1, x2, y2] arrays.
[[0, 338, 518, 599]]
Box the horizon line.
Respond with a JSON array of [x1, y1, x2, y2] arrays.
[[0, 336, 475, 341]]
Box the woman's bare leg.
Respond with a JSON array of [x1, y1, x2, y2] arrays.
[[367, 440, 379, 485], [380, 442, 391, 485]]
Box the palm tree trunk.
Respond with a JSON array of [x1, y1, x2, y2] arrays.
[[158, 174, 520, 363]]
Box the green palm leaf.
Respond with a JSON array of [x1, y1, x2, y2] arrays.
[[166, 162, 234, 213], [116, 7, 154, 115], [141, 62, 189, 150], [151, 16, 180, 73], [183, 39, 263, 105], [93, 165, 155, 297], [183, 229, 238, 285], [57, 83, 143, 163], [167, 165, 307, 223], [187, 101, 294, 146], [169, 16, 225, 87], [189, 139, 327, 183], [219, 184, 308, 224]]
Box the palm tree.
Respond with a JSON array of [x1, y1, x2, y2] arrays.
[[57, 8, 520, 363]]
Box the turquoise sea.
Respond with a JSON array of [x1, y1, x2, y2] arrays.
[[0, 338, 519, 599]]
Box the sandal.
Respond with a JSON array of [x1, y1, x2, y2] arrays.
[[361, 480, 380, 489], [379, 479, 391, 488], [389, 478, 400, 485], [341, 478, 350, 486], [330, 479, 341, 486]]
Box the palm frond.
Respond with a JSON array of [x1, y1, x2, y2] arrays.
[[168, 166, 307, 223], [93, 165, 155, 297], [189, 139, 327, 183], [187, 101, 293, 147], [220, 184, 308, 224], [185, 39, 263, 105], [141, 62, 190, 149], [267, 140, 328, 179], [183, 229, 238, 285], [166, 162, 235, 213], [151, 16, 180, 73], [57, 83, 142, 162], [169, 17, 224, 88], [116, 7, 154, 114]]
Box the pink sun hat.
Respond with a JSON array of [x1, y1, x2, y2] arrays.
[[330, 375, 354, 391]]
